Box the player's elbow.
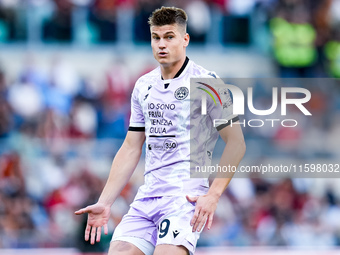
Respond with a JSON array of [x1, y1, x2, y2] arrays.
[[232, 135, 246, 158], [239, 137, 246, 158], [123, 141, 143, 158]]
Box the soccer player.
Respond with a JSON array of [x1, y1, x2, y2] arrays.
[[75, 6, 246, 255]]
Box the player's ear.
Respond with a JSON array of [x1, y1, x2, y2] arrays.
[[184, 33, 190, 47]]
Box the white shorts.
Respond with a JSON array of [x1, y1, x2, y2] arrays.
[[111, 196, 202, 255]]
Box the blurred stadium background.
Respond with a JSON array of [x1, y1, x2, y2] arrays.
[[1, 0, 340, 254]]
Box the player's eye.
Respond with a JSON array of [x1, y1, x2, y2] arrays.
[[153, 36, 160, 40], [167, 36, 173, 39]]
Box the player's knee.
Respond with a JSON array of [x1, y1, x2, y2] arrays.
[[109, 241, 143, 255]]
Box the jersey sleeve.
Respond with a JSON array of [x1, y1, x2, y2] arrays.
[[206, 76, 239, 131], [128, 85, 145, 132]]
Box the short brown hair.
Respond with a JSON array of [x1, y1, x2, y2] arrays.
[[148, 6, 187, 32]]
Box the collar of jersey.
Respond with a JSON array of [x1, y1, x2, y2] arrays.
[[161, 56, 189, 81]]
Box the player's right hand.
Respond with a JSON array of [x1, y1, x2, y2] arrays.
[[75, 203, 111, 245]]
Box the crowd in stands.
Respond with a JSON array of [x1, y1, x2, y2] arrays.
[[1, 0, 340, 77], [1, 0, 340, 251]]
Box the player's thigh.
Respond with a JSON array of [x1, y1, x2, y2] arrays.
[[153, 244, 189, 255], [108, 240, 145, 255]]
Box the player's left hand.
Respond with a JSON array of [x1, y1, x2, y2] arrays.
[[186, 194, 219, 232]]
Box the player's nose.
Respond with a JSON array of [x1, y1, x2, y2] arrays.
[[159, 38, 166, 48]]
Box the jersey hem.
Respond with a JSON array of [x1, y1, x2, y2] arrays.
[[216, 116, 240, 131], [129, 126, 146, 132]]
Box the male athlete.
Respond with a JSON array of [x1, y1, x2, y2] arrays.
[[75, 6, 246, 255]]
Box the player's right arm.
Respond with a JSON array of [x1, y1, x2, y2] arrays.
[[74, 130, 145, 244]]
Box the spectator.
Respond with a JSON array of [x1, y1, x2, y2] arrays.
[[43, 0, 73, 42], [269, 0, 318, 77], [88, 0, 117, 42]]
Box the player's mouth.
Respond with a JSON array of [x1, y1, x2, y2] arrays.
[[158, 51, 168, 57]]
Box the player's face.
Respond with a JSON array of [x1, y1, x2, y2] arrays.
[[150, 24, 189, 67]]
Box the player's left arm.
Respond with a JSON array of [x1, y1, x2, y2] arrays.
[[187, 122, 246, 232]]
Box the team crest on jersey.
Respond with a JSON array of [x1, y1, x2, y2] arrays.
[[174, 87, 189, 100]]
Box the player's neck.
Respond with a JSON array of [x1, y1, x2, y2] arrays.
[[160, 56, 186, 80]]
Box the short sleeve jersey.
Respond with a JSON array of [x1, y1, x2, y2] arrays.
[[129, 57, 238, 200]]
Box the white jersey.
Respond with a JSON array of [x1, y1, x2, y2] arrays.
[[129, 57, 237, 200]]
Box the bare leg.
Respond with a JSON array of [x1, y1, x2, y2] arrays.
[[108, 241, 145, 255], [153, 244, 189, 255]]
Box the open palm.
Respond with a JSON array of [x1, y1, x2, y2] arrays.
[[75, 203, 111, 244]]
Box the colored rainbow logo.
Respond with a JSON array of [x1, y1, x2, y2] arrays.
[[196, 82, 222, 106]]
